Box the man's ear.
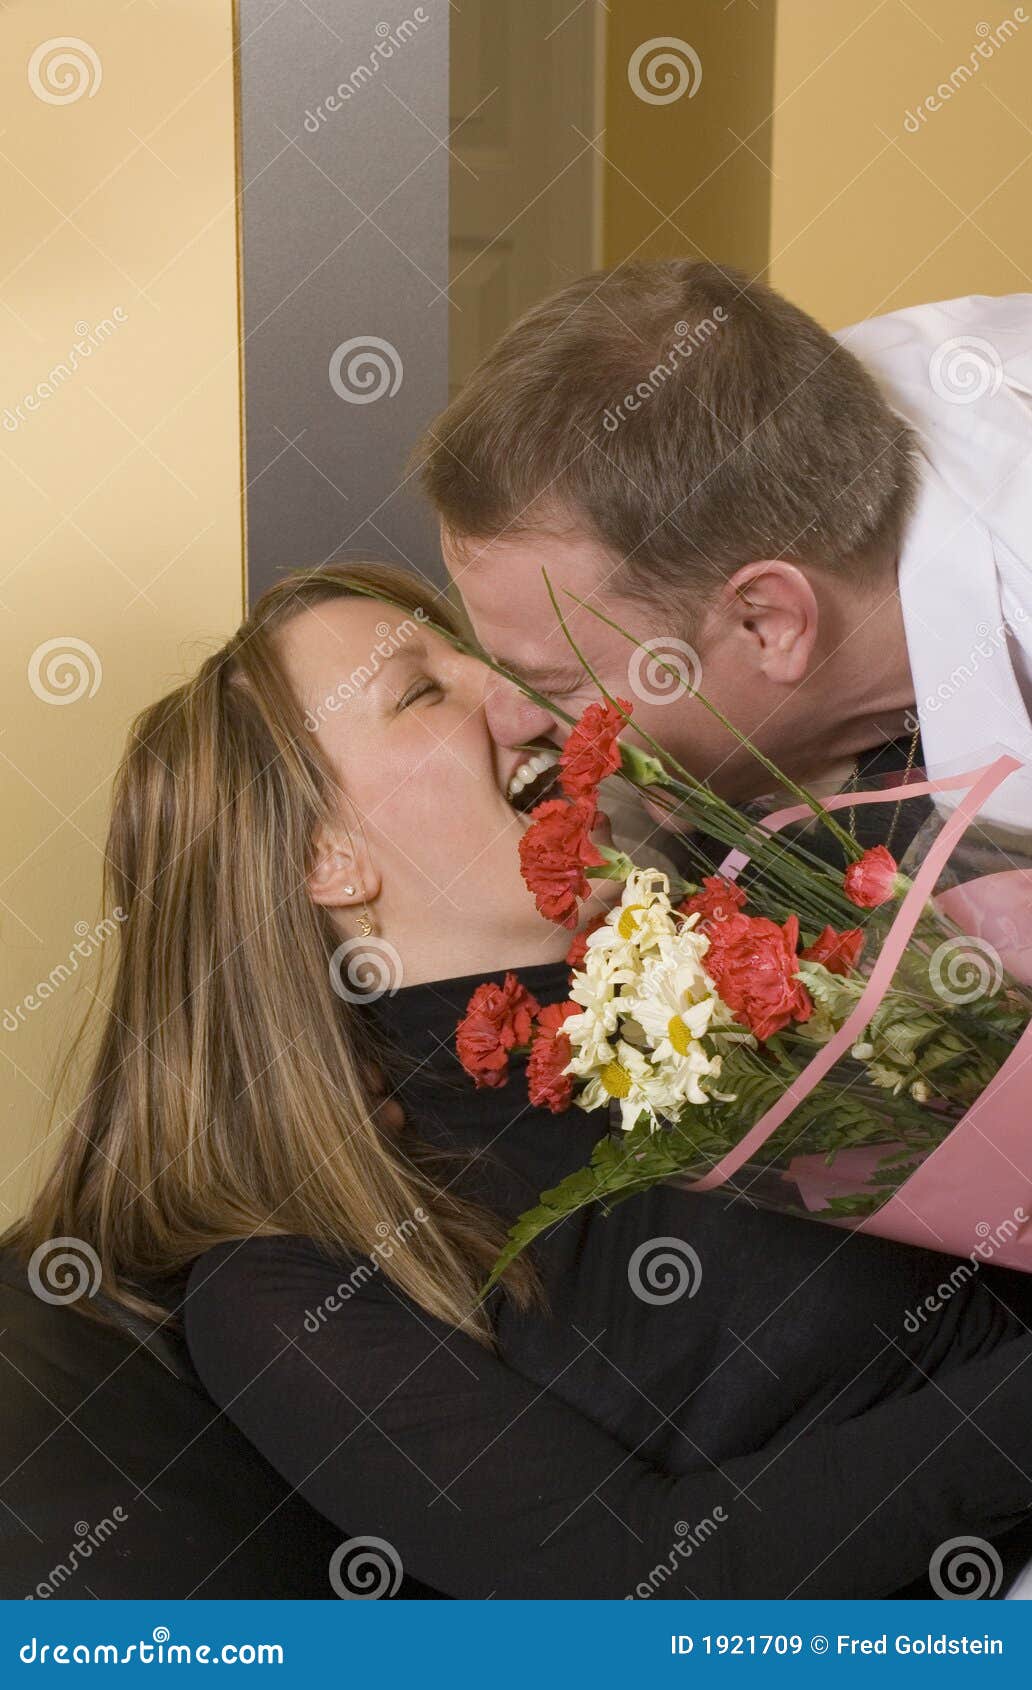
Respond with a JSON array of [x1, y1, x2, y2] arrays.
[[307, 822, 381, 911], [709, 560, 819, 685]]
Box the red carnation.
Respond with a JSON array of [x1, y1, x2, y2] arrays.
[[559, 697, 632, 799], [527, 1001, 579, 1114], [518, 797, 604, 928], [566, 915, 606, 970], [455, 973, 540, 1089], [800, 924, 865, 976], [844, 845, 899, 909], [678, 875, 748, 928], [703, 912, 813, 1043]]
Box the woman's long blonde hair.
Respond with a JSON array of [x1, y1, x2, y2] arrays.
[[8, 562, 537, 1344]]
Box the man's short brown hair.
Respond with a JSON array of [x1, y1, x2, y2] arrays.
[[415, 260, 917, 602]]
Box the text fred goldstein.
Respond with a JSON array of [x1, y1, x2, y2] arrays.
[[837, 1632, 1002, 1656]]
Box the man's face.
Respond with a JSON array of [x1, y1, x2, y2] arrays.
[[443, 525, 784, 807]]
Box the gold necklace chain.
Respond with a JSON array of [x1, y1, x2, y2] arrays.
[[846, 723, 921, 852]]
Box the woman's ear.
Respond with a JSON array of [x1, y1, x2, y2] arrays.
[[713, 560, 820, 685], [307, 823, 381, 912]]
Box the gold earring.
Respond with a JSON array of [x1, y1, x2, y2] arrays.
[[339, 801, 377, 938]]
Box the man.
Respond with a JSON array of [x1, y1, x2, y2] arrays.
[[416, 261, 1032, 834], [413, 264, 1032, 1601]]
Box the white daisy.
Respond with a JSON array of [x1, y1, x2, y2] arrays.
[[625, 934, 718, 1060], [584, 867, 679, 972], [576, 1039, 685, 1134], [565, 947, 626, 1073]]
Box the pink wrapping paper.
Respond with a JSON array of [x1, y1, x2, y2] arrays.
[[691, 755, 1032, 1269], [935, 870, 1032, 986], [784, 1144, 906, 1212]]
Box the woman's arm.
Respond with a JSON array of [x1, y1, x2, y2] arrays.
[[185, 1236, 1032, 1600]]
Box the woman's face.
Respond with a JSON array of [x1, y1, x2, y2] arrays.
[[277, 595, 609, 982]]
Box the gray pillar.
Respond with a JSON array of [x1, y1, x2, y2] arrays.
[[237, 0, 449, 600]]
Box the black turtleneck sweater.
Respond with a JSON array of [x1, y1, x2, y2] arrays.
[[184, 960, 1032, 1600]]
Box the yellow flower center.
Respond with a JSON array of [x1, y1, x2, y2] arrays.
[[617, 903, 645, 940], [600, 1060, 632, 1098], [667, 1014, 692, 1056]]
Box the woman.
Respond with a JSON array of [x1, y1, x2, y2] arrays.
[[11, 561, 1032, 1600]]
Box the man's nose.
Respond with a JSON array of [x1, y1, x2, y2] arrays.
[[484, 676, 560, 750]]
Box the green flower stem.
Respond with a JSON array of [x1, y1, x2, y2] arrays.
[[645, 777, 861, 931], [555, 582, 862, 861], [536, 574, 876, 932]]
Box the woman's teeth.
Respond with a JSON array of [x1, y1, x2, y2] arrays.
[[506, 747, 559, 806]]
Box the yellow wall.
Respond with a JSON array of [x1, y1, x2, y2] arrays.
[[768, 0, 1032, 326], [0, 3, 243, 1219], [602, 0, 1032, 328], [602, 3, 776, 278]]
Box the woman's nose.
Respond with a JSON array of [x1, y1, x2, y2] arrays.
[[484, 677, 559, 750]]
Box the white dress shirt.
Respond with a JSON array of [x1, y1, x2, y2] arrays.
[[837, 293, 1032, 831]]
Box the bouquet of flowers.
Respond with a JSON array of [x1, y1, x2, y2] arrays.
[[455, 626, 1032, 1293]]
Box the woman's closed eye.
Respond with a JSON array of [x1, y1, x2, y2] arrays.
[[395, 676, 442, 712]]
